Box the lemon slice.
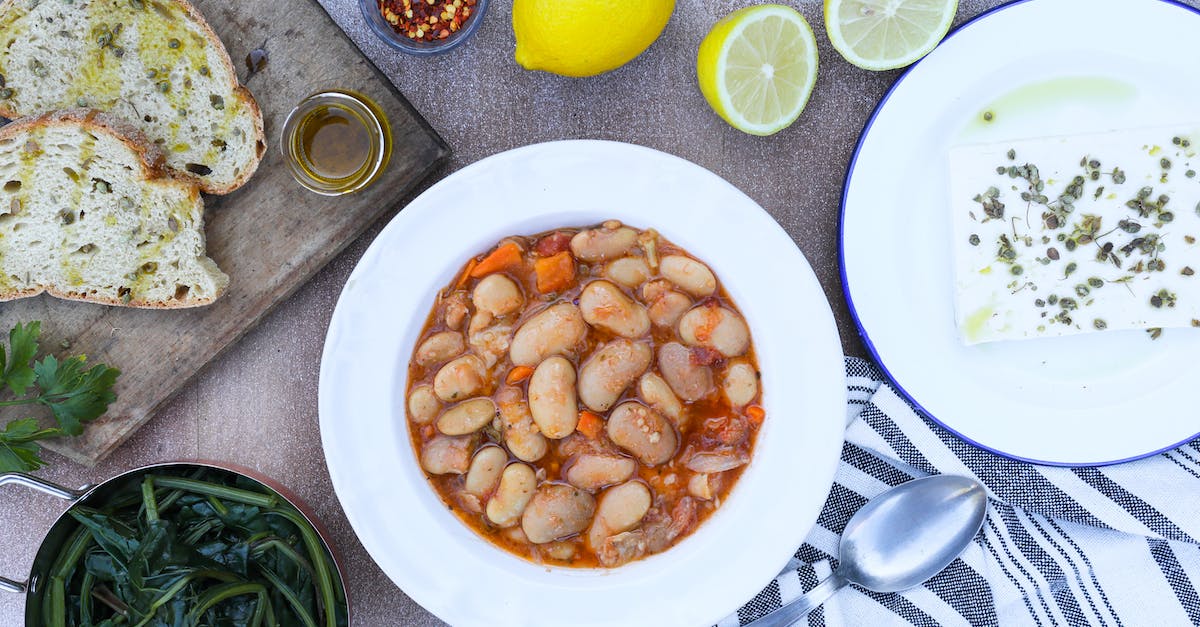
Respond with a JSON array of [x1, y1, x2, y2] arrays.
[[824, 0, 957, 71], [697, 5, 819, 136]]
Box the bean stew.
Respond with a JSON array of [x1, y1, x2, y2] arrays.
[[405, 221, 764, 568]]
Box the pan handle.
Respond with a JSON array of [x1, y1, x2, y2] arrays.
[[0, 472, 90, 501], [0, 473, 91, 594]]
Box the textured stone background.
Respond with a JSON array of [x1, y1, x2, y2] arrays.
[[4, 0, 1192, 625]]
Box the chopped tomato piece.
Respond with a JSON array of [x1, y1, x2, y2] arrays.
[[533, 231, 573, 257]]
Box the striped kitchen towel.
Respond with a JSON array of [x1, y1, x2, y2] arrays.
[[721, 357, 1200, 627]]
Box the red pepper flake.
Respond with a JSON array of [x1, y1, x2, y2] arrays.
[[379, 0, 476, 42]]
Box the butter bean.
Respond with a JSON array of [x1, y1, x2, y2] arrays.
[[522, 483, 596, 544], [509, 303, 587, 366], [432, 355, 487, 402], [464, 446, 507, 497], [436, 397, 496, 436], [587, 481, 652, 550], [657, 342, 713, 401], [564, 454, 637, 491], [678, 305, 751, 357], [638, 372, 683, 426], [415, 331, 465, 368], [607, 402, 678, 466], [472, 274, 524, 317], [578, 339, 653, 412], [604, 257, 651, 288], [497, 389, 549, 462], [486, 463, 537, 528], [642, 281, 693, 328], [420, 435, 473, 475], [407, 385, 439, 424], [528, 356, 579, 439], [660, 255, 717, 297], [722, 361, 759, 407], [570, 223, 638, 262], [580, 280, 650, 338]]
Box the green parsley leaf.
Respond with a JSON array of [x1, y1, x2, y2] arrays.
[[1, 321, 40, 397], [33, 355, 120, 437], [0, 418, 62, 472]]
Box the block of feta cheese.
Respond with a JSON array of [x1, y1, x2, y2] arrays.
[[950, 126, 1200, 345]]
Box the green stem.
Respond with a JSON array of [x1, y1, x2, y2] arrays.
[[43, 576, 66, 627], [258, 566, 319, 627], [0, 397, 36, 407], [208, 494, 229, 517], [148, 476, 277, 508], [130, 570, 238, 627], [251, 590, 271, 627], [141, 476, 158, 523], [43, 524, 93, 625], [185, 582, 267, 623], [251, 538, 317, 584], [268, 508, 338, 627], [79, 571, 95, 627]]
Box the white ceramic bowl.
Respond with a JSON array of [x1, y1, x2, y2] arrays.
[[319, 141, 845, 626]]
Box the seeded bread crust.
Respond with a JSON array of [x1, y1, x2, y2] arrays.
[[0, 0, 266, 195], [0, 109, 229, 308]]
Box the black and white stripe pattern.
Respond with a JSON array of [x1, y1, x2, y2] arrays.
[[720, 357, 1200, 626]]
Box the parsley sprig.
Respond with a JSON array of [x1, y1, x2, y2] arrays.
[[0, 322, 120, 472]]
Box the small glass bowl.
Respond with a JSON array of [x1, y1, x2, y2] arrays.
[[359, 0, 489, 55], [281, 90, 391, 196]]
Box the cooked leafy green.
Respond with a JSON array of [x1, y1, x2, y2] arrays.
[[44, 468, 348, 627], [0, 321, 121, 472]]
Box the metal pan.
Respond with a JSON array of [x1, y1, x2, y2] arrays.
[[0, 461, 350, 625]]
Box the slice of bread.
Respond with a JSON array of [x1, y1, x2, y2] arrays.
[[0, 0, 265, 194], [0, 110, 228, 308]]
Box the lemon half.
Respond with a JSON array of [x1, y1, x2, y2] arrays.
[[824, 0, 958, 71], [697, 5, 819, 136], [513, 0, 675, 77]]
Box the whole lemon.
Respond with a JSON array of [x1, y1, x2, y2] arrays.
[[513, 0, 675, 77]]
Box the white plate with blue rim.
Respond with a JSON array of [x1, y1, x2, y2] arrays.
[[841, 0, 1200, 466], [319, 140, 846, 626]]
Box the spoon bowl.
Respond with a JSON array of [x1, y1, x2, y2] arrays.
[[839, 474, 987, 592], [749, 474, 987, 626]]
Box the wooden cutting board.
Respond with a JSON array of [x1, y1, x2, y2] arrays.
[[0, 0, 449, 465]]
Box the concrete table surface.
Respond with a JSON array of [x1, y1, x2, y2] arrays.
[[5, 0, 1193, 625]]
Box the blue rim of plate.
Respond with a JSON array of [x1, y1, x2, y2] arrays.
[[837, 0, 1200, 468]]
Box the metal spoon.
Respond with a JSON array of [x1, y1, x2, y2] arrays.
[[749, 474, 987, 627]]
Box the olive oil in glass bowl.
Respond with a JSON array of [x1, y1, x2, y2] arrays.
[[282, 90, 391, 195]]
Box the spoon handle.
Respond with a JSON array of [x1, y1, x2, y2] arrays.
[[745, 572, 848, 627]]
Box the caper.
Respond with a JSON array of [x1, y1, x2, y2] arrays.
[[209, 94, 224, 110], [0, 88, 13, 100], [168, 38, 181, 49]]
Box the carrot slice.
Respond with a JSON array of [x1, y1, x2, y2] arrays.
[[469, 242, 523, 278], [746, 405, 766, 425], [505, 366, 534, 385], [577, 410, 604, 439], [534, 251, 576, 293], [453, 258, 479, 289]]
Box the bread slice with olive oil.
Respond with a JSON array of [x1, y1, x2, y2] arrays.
[[0, 0, 265, 194], [0, 110, 228, 307]]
